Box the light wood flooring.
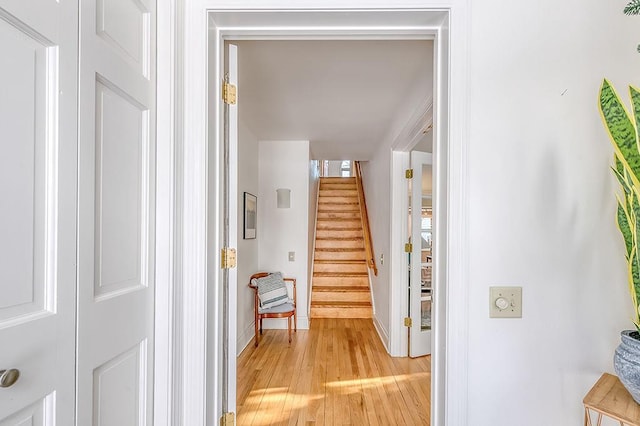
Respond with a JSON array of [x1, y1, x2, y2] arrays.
[[237, 318, 430, 425]]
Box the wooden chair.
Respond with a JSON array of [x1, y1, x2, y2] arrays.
[[248, 272, 297, 347]]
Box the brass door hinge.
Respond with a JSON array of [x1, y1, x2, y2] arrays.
[[220, 412, 235, 426], [405, 169, 413, 179], [404, 317, 412, 327], [221, 248, 237, 269], [223, 82, 237, 105], [404, 243, 412, 253]]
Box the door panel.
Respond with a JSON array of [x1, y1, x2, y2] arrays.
[[0, 393, 54, 426], [0, 1, 77, 424], [0, 16, 48, 323], [77, 0, 156, 424], [409, 151, 433, 358], [94, 79, 149, 300], [96, 0, 150, 76], [224, 43, 239, 415], [92, 341, 147, 425]]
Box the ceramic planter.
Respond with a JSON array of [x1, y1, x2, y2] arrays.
[[614, 330, 640, 404]]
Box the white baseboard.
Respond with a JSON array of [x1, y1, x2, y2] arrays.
[[237, 321, 255, 356], [373, 315, 390, 353], [262, 316, 309, 330]]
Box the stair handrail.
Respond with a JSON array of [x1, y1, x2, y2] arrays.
[[354, 161, 377, 276]]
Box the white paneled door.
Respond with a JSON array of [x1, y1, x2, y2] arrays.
[[77, 0, 156, 425], [0, 1, 78, 424], [409, 151, 433, 358]]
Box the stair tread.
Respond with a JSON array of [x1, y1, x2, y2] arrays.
[[319, 192, 358, 195], [313, 286, 369, 292], [319, 201, 358, 204], [319, 192, 357, 195], [313, 271, 368, 277], [316, 228, 362, 232], [315, 236, 363, 240], [313, 259, 366, 264], [311, 301, 372, 307], [315, 248, 365, 252]]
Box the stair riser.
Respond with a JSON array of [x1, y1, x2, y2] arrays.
[[313, 276, 369, 286], [313, 263, 367, 273], [318, 204, 360, 212], [312, 291, 371, 302], [314, 252, 366, 261], [321, 177, 356, 183], [316, 220, 361, 229], [318, 196, 358, 203], [319, 189, 358, 197], [315, 239, 364, 249], [321, 184, 357, 191], [311, 307, 372, 319], [317, 212, 360, 220], [316, 230, 363, 239]]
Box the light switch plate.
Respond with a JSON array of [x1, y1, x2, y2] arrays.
[[489, 286, 522, 318], [288, 251, 295, 262]]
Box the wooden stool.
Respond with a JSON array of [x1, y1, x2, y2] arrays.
[[583, 373, 640, 426]]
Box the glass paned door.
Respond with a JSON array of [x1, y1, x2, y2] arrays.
[[409, 151, 433, 357]]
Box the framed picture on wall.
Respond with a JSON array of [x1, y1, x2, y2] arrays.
[[244, 192, 257, 239]]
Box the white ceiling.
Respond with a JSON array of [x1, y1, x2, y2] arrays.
[[235, 40, 433, 160]]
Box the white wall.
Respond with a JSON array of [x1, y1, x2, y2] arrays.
[[467, 1, 639, 424], [236, 121, 260, 354], [363, 44, 434, 351], [308, 161, 320, 312], [361, 158, 392, 348], [258, 140, 311, 329]]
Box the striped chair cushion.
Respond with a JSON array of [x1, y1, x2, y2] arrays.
[[252, 272, 290, 309]]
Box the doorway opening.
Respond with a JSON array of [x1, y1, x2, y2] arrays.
[[218, 31, 437, 425]]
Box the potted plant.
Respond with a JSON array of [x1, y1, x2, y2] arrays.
[[600, 79, 640, 403]]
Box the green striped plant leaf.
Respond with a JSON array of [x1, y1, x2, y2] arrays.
[[613, 166, 632, 194], [631, 248, 640, 329], [631, 86, 640, 139], [616, 155, 626, 175], [629, 250, 640, 328], [618, 198, 633, 258], [600, 80, 640, 188], [630, 189, 640, 325]]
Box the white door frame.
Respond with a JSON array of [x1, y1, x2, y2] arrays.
[[155, 1, 471, 426]]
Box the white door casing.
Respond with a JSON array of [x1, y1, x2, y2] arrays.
[[175, 5, 469, 426], [410, 151, 433, 358], [77, 0, 156, 424], [0, 1, 77, 424]]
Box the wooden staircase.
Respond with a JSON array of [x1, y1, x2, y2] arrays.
[[310, 177, 373, 318]]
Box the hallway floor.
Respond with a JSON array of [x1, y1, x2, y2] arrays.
[[237, 318, 430, 425]]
